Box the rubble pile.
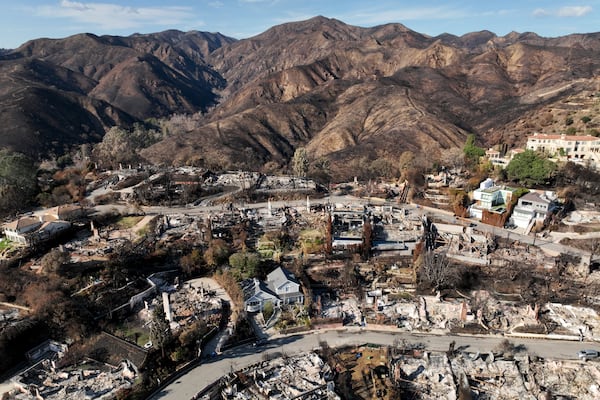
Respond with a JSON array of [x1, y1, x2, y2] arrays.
[[227, 353, 339, 400], [321, 296, 362, 325], [9, 360, 136, 400], [529, 360, 600, 399], [450, 355, 530, 399], [492, 242, 555, 269], [0, 307, 22, 328], [256, 176, 317, 192], [545, 303, 600, 339], [374, 290, 543, 334], [392, 351, 600, 400], [436, 225, 493, 265], [393, 353, 456, 399], [166, 280, 222, 330]]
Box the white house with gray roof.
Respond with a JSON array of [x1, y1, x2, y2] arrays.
[[266, 266, 304, 306], [242, 278, 280, 312], [242, 266, 304, 312], [511, 191, 557, 229]]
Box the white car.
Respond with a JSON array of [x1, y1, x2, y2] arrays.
[[578, 350, 599, 361]]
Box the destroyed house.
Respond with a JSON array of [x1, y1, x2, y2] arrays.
[[44, 204, 84, 221]]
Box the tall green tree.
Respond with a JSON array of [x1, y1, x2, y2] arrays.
[[370, 158, 394, 179], [506, 150, 556, 186], [203, 239, 230, 267], [229, 251, 260, 279], [41, 248, 70, 275], [150, 302, 172, 358], [92, 127, 135, 168], [180, 248, 206, 277], [292, 147, 309, 177], [463, 134, 485, 165], [308, 156, 331, 185], [92, 124, 162, 169]]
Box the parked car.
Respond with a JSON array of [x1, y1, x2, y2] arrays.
[[253, 338, 267, 347], [578, 349, 599, 360]]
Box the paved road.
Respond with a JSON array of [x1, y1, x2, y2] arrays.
[[142, 195, 591, 259], [417, 204, 591, 259], [149, 328, 599, 400], [142, 195, 356, 216]]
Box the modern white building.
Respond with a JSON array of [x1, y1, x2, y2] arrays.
[[511, 191, 558, 229], [469, 179, 516, 220], [526, 133, 600, 169]]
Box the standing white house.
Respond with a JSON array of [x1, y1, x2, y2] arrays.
[[511, 191, 558, 229], [243, 266, 304, 312], [266, 266, 304, 306], [469, 179, 516, 220], [526, 133, 600, 169], [2, 206, 80, 246], [242, 278, 280, 313], [2, 216, 42, 244]]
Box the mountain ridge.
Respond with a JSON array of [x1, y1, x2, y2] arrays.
[[0, 18, 599, 176]]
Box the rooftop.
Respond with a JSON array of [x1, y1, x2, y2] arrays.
[[267, 266, 299, 290], [2, 216, 41, 231], [529, 133, 600, 141], [519, 191, 552, 204]]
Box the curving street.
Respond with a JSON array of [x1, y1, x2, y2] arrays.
[[150, 328, 599, 400], [85, 191, 597, 400]]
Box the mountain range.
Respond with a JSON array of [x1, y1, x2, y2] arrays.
[[1, 16, 599, 177]]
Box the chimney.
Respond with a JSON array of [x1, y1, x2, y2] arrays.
[[162, 292, 172, 322]]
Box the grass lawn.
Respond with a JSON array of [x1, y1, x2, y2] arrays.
[[299, 228, 323, 241], [114, 320, 151, 347], [299, 229, 324, 254], [116, 216, 144, 229], [0, 238, 13, 252]]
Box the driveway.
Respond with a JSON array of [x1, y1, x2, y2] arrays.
[[186, 277, 238, 355]]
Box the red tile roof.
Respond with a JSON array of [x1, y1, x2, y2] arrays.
[[529, 133, 600, 141]]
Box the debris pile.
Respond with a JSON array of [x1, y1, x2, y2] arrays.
[[164, 280, 223, 331], [225, 353, 338, 400], [392, 351, 600, 400], [9, 360, 136, 400]]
